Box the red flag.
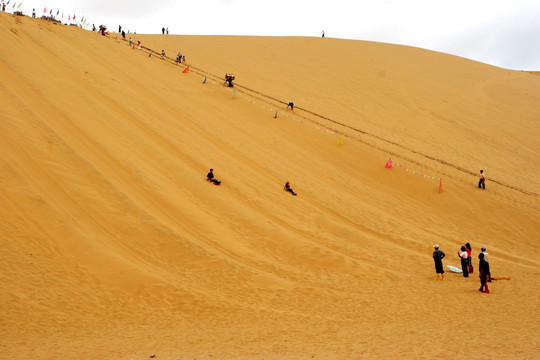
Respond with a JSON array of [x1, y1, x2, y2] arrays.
[[43, 7, 47, 13], [73, 14, 76, 20], [182, 67, 190, 73], [385, 158, 392, 168], [49, 9, 52, 14]]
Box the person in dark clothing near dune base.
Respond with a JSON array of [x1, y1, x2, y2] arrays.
[[478, 253, 490, 294], [433, 244, 446, 280]]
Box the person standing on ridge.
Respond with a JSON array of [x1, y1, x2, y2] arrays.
[[32, 8, 36, 17], [162, 27, 165, 35], [433, 245, 445, 280], [322, 30, 325, 37], [478, 170, 486, 189], [119, 25, 122, 33], [458, 246, 469, 277]]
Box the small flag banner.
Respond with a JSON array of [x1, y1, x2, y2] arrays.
[[387, 159, 440, 181], [385, 158, 441, 192]]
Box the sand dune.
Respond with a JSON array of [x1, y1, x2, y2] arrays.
[[1, 13, 539, 359]]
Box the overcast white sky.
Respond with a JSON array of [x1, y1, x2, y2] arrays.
[[8, 0, 540, 70]]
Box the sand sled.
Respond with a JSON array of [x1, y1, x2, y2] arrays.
[[447, 265, 463, 273]]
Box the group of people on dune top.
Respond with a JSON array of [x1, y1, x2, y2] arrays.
[[206, 169, 297, 196], [433, 243, 492, 293]]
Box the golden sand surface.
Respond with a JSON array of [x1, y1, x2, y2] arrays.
[[1, 13, 539, 359]]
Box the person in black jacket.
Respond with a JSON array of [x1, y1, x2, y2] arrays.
[[478, 253, 490, 293], [284, 181, 297, 196], [433, 245, 446, 280]]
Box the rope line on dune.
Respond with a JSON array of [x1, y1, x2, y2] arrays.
[[115, 36, 537, 197]]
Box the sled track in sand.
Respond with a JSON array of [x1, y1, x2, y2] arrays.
[[126, 39, 537, 198]]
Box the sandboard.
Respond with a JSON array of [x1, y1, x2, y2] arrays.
[[447, 265, 463, 273]]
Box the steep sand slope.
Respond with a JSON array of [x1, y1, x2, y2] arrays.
[[1, 13, 539, 359]]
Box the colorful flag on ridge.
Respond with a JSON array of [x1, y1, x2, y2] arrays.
[[18, 2, 21, 7], [12, 2, 16, 8], [56, 10, 59, 15], [6, 0, 10, 5], [43, 6, 46, 13], [73, 14, 76, 20], [49, 9, 52, 14]]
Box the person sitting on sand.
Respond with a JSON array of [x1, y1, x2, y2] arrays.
[[207, 169, 221, 184], [284, 181, 297, 196], [433, 244, 445, 280]]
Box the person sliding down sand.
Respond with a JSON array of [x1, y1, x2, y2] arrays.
[[284, 181, 297, 196], [206, 169, 221, 185]]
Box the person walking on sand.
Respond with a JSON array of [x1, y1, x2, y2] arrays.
[[161, 50, 165, 59], [286, 102, 294, 110], [465, 242, 473, 274], [433, 245, 445, 280], [284, 181, 297, 196], [478, 170, 486, 189], [458, 246, 469, 277], [478, 253, 490, 293]]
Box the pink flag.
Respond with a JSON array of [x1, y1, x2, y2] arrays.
[[12, 2, 15, 8], [385, 158, 392, 168], [68, 15, 70, 20], [43, 7, 46, 13]]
